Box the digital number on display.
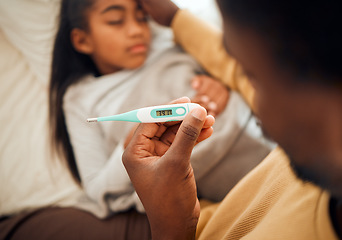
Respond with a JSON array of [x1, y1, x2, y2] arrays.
[[156, 110, 173, 116]]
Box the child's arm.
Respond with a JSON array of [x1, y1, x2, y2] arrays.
[[171, 10, 255, 111], [139, 0, 255, 110]]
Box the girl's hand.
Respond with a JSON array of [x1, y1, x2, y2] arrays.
[[122, 97, 215, 240], [138, 0, 179, 26], [191, 75, 230, 117]]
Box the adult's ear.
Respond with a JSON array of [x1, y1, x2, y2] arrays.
[[70, 28, 93, 54]]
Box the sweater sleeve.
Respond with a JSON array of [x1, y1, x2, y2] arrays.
[[63, 93, 144, 217], [171, 10, 256, 110]]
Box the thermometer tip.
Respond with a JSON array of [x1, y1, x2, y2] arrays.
[[87, 118, 98, 123]]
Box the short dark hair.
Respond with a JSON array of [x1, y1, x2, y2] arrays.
[[217, 0, 342, 83]]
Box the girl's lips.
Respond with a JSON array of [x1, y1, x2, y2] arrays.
[[128, 44, 148, 54]]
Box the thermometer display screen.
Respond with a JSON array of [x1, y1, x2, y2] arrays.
[[156, 109, 172, 116]]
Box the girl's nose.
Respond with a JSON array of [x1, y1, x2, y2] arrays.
[[127, 19, 145, 37]]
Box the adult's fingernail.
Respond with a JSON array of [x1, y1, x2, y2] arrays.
[[191, 108, 206, 121]]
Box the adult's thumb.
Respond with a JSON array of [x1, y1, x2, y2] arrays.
[[166, 107, 207, 162]]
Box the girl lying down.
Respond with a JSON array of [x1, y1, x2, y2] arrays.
[[49, 0, 274, 218]]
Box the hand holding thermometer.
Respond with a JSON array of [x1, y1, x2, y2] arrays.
[[87, 103, 201, 123]]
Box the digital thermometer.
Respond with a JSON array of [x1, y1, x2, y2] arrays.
[[87, 103, 200, 123]]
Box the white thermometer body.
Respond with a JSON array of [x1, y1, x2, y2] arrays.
[[87, 103, 200, 123]]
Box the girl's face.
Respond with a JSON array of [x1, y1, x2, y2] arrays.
[[72, 0, 151, 75]]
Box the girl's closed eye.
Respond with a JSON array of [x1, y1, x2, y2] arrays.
[[106, 11, 148, 25], [108, 18, 124, 25], [105, 12, 125, 25]]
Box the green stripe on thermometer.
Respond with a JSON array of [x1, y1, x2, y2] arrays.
[[87, 103, 200, 123]]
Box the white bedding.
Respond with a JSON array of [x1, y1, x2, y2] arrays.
[[0, 28, 83, 216]]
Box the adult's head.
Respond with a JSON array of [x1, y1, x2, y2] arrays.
[[216, 0, 342, 198]]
